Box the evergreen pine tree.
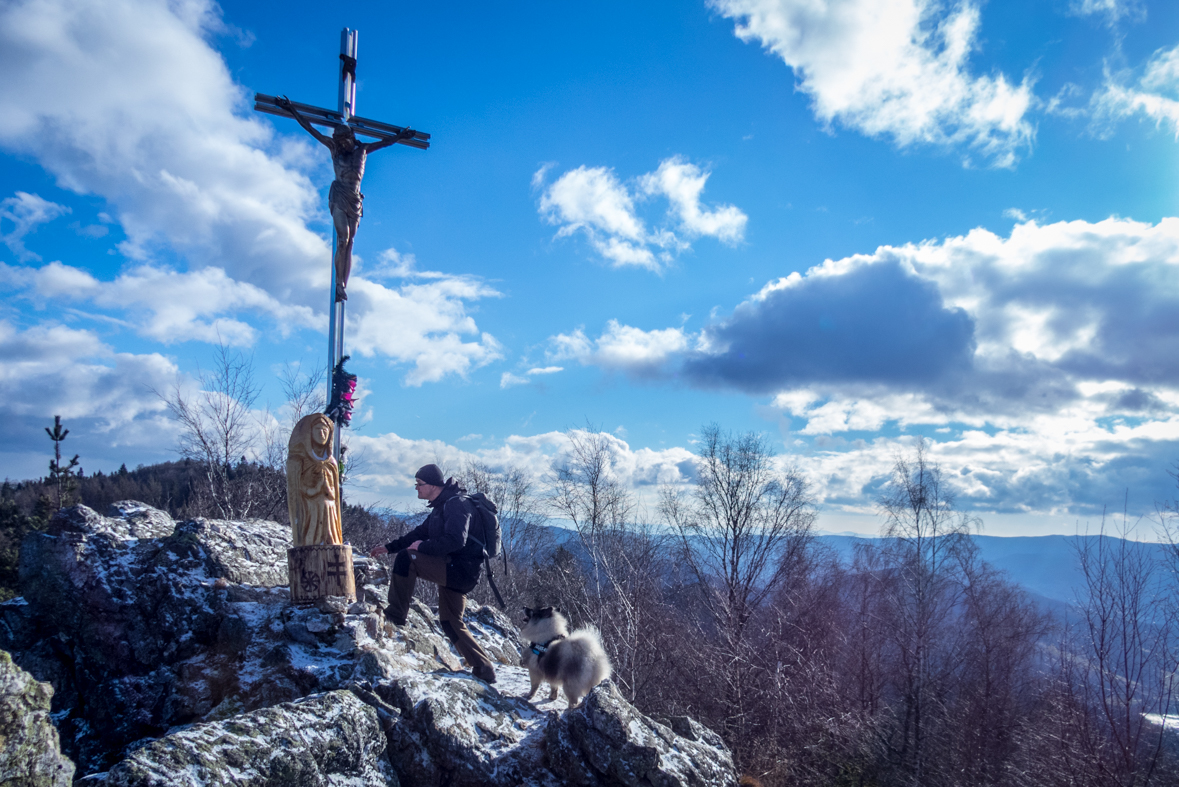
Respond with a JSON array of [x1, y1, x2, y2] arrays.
[[45, 415, 80, 510]]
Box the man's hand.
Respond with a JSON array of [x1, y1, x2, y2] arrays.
[[368, 544, 388, 557], [396, 127, 416, 141]]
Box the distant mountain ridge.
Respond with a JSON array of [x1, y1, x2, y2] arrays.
[[815, 533, 1174, 606]]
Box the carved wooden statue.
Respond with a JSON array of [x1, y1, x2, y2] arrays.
[[287, 414, 343, 547]]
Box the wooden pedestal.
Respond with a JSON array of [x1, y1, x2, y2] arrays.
[[288, 544, 356, 604]]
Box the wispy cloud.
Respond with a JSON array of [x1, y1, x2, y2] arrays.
[[0, 192, 70, 261], [1068, 0, 1144, 25], [536, 157, 746, 271], [710, 0, 1036, 167], [500, 365, 565, 389], [1092, 45, 1179, 136]]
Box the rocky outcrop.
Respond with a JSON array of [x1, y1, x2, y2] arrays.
[[100, 690, 395, 787], [356, 673, 553, 786], [4, 502, 737, 786], [546, 680, 737, 787], [0, 648, 75, 787]]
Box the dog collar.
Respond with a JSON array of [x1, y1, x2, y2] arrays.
[[529, 636, 562, 657]]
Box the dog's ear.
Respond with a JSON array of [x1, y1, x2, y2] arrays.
[[523, 607, 532, 619]]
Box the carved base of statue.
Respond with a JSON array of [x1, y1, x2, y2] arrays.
[[288, 544, 356, 604]]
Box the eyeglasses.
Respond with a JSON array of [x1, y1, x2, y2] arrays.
[[414, 481, 426, 488]]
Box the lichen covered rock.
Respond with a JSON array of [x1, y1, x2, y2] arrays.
[[362, 672, 557, 787], [546, 680, 738, 787], [0, 648, 75, 787], [102, 690, 394, 787]]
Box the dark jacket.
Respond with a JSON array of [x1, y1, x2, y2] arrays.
[[385, 482, 483, 591]]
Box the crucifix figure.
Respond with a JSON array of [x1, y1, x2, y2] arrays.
[[276, 98, 416, 301], [255, 29, 430, 462], [256, 30, 429, 303]]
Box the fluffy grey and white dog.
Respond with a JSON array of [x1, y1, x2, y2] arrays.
[[519, 607, 612, 707]]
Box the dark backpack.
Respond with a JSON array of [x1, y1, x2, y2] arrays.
[[461, 491, 505, 609], [464, 492, 501, 559]]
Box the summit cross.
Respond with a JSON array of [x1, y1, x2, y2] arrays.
[[254, 29, 430, 460]]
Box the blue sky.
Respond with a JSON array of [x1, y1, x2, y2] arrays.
[[3, 0, 1179, 534]]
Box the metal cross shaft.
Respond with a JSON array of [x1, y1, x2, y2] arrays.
[[252, 28, 431, 467], [251, 29, 431, 473]]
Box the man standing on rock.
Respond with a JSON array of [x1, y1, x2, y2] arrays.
[[368, 464, 496, 683]]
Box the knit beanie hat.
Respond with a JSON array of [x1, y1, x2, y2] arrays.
[[415, 463, 445, 487]]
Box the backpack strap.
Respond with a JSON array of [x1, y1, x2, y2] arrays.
[[445, 494, 484, 551], [483, 554, 506, 610], [463, 494, 489, 555]]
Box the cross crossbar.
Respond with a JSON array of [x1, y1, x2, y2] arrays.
[[254, 93, 431, 149]]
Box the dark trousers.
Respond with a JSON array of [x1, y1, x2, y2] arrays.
[[387, 549, 493, 674]]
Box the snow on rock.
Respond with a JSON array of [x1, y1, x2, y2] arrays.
[[98, 690, 394, 787], [546, 679, 738, 787], [173, 517, 290, 588], [2, 501, 737, 786], [0, 648, 75, 787], [358, 669, 561, 786]]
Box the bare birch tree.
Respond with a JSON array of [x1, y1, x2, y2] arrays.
[[158, 341, 264, 519], [659, 423, 816, 753], [874, 437, 978, 785], [1071, 512, 1177, 787], [660, 424, 815, 649], [547, 424, 669, 702]]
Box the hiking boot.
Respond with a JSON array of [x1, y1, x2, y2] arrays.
[[383, 606, 407, 627], [473, 662, 497, 684]]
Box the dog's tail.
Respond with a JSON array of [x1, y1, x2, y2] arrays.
[[568, 625, 613, 687]]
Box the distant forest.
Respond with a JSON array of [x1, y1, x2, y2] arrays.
[[4, 410, 1179, 787]]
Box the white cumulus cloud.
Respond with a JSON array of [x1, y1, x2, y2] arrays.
[[711, 0, 1036, 166], [639, 157, 748, 244], [548, 320, 690, 375], [537, 157, 746, 271], [348, 271, 503, 387], [0, 0, 326, 303]]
